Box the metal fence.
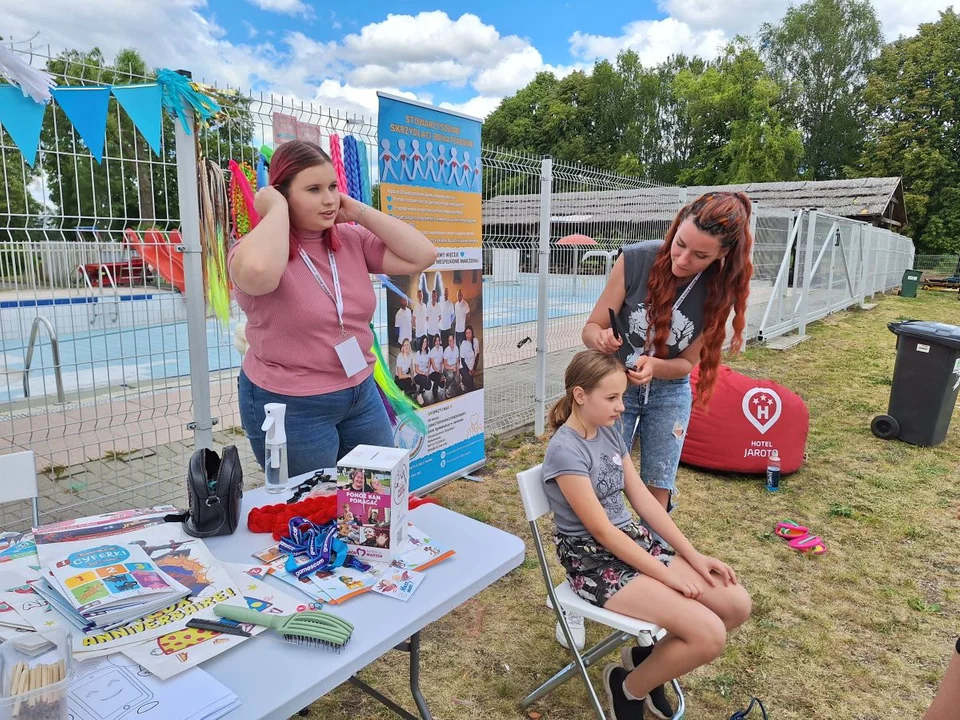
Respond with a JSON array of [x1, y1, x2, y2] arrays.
[[914, 254, 958, 278], [0, 45, 915, 528]]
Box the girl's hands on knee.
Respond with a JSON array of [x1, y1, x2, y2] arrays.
[[664, 571, 704, 599], [688, 552, 737, 587]]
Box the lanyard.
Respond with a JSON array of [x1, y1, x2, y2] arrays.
[[642, 270, 703, 404], [299, 246, 345, 335], [672, 270, 702, 312]]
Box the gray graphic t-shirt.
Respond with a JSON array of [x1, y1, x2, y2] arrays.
[[542, 425, 633, 536], [616, 240, 714, 366]]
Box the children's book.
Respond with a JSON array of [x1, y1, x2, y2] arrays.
[[121, 563, 309, 680], [48, 542, 188, 616]]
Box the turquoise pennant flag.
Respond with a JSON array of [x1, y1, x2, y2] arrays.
[[0, 86, 48, 167], [112, 84, 162, 156], [51, 86, 111, 163]]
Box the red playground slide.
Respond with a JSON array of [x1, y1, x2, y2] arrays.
[[124, 228, 186, 293]]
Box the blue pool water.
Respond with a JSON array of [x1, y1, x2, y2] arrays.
[[0, 273, 606, 403]]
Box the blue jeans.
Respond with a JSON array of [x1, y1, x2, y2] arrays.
[[239, 370, 394, 477], [619, 377, 693, 527]]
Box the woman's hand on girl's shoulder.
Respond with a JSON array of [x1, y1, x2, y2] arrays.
[[253, 186, 287, 217]]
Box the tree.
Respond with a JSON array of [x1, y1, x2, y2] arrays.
[[852, 9, 960, 252], [674, 39, 803, 185], [760, 0, 882, 180], [40, 47, 255, 238], [482, 72, 563, 157], [40, 48, 169, 234]]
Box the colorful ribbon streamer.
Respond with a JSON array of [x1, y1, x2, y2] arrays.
[[343, 135, 364, 203], [357, 139, 373, 207], [329, 134, 349, 198]]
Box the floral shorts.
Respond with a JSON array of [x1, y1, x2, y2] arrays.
[[554, 521, 675, 608]]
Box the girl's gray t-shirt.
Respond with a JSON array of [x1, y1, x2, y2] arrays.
[[615, 240, 714, 366], [542, 425, 633, 537]]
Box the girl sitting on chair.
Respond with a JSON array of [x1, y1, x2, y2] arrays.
[[542, 349, 751, 720]]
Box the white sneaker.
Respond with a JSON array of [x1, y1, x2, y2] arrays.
[[555, 611, 585, 651]]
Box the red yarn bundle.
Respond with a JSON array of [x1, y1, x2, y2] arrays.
[[247, 494, 440, 540]]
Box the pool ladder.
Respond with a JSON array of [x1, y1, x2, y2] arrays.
[[76, 264, 120, 325], [23, 316, 66, 404]]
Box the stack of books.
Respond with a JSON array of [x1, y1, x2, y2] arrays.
[[33, 542, 189, 632]]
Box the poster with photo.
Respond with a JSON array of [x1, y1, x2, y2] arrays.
[[378, 93, 485, 492]]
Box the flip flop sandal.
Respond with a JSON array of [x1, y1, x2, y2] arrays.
[[788, 534, 828, 555], [775, 520, 809, 539]]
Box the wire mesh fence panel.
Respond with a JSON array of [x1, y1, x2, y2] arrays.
[[478, 147, 544, 434], [748, 207, 797, 342], [0, 47, 217, 530], [540, 161, 681, 409], [914, 254, 958, 278]]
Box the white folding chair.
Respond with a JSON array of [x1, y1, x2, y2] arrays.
[[517, 464, 685, 720], [0, 451, 40, 529]]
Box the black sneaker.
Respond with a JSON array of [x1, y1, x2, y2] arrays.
[[602, 664, 646, 719], [620, 645, 675, 719]]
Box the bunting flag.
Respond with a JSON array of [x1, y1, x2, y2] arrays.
[[0, 85, 47, 167], [51, 86, 112, 163], [112, 83, 162, 156]]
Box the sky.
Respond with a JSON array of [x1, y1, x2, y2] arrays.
[[1, 0, 955, 122]]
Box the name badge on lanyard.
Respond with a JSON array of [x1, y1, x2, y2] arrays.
[[299, 247, 366, 378]]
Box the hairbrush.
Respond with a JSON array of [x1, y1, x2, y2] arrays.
[[214, 605, 354, 650]]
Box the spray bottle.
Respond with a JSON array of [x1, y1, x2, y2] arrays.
[[261, 403, 288, 494]]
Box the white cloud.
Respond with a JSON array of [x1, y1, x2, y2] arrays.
[[656, 0, 778, 35], [247, 0, 310, 16], [439, 96, 504, 120], [0, 0, 279, 91], [473, 46, 546, 96], [656, 0, 956, 44], [570, 18, 727, 66], [869, 0, 955, 40], [349, 61, 474, 89], [339, 11, 521, 67]]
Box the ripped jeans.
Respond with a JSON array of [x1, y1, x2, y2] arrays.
[[619, 377, 693, 544]]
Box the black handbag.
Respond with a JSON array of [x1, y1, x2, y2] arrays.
[[169, 445, 244, 538]]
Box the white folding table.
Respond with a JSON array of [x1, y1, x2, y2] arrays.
[[203, 484, 526, 719]]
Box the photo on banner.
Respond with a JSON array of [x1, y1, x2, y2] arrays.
[[377, 92, 484, 493]]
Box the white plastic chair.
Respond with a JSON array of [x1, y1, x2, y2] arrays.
[[0, 451, 40, 529], [516, 464, 685, 720]]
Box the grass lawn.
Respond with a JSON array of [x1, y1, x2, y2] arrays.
[[308, 289, 960, 720]]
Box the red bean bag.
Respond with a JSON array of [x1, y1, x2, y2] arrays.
[[681, 365, 808, 475]]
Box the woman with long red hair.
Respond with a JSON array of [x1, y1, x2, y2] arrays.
[[584, 191, 754, 511], [228, 140, 437, 476]]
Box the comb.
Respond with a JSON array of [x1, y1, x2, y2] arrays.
[[608, 308, 622, 341], [607, 308, 638, 366], [214, 604, 354, 650]]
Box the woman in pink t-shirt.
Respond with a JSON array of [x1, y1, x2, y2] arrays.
[[228, 141, 437, 476]]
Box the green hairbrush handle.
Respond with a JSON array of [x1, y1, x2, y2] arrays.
[[214, 604, 285, 629]]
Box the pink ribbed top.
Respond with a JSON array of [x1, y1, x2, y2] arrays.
[[228, 224, 387, 396]]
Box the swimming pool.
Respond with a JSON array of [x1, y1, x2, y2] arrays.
[[0, 273, 607, 404]]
